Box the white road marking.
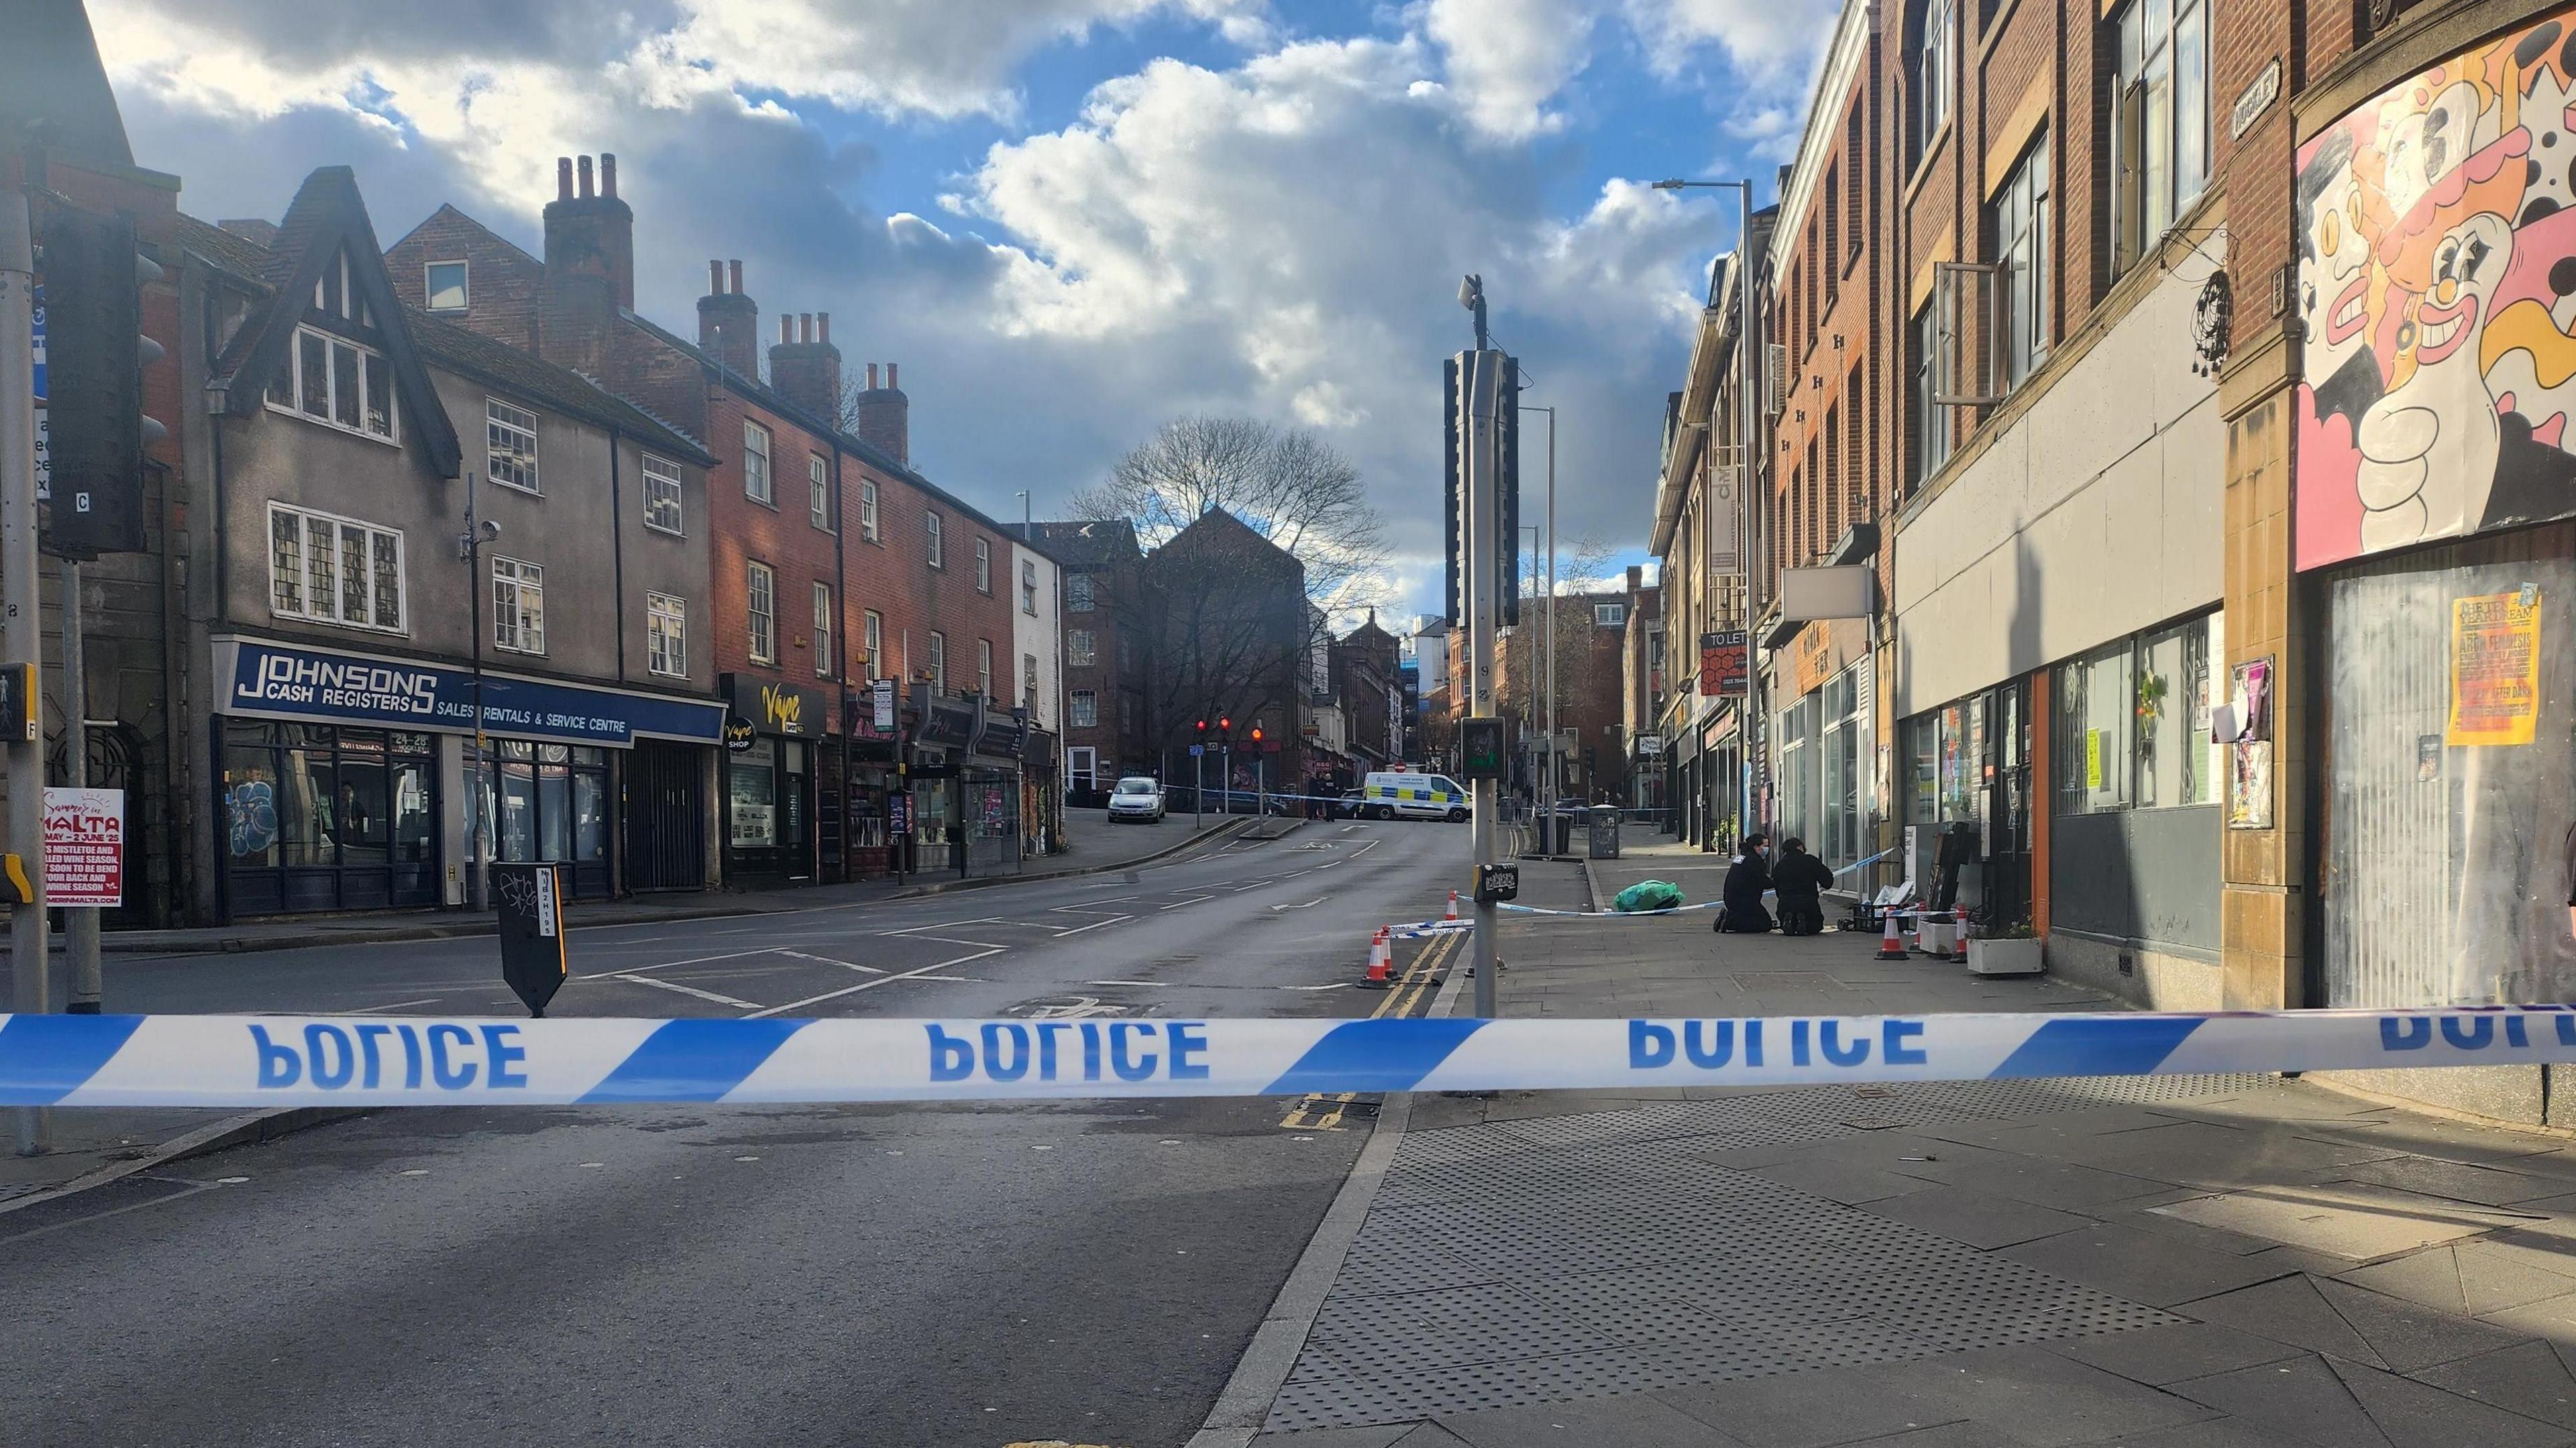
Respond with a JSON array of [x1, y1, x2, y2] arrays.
[[612, 974, 763, 1009], [745, 947, 1006, 1018], [775, 949, 886, 974], [1158, 895, 1215, 910], [321, 997, 445, 1015], [575, 947, 775, 981], [877, 916, 1004, 937], [1051, 913, 1133, 938], [1269, 898, 1326, 912], [1087, 979, 1161, 987], [1279, 982, 1351, 991]]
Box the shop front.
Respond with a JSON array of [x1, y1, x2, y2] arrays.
[[908, 686, 978, 876], [720, 673, 833, 885], [841, 678, 903, 879], [1024, 727, 1062, 856], [965, 704, 1028, 877], [213, 636, 725, 917]]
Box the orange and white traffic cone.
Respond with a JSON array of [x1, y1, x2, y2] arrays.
[[1874, 907, 1908, 961], [1358, 927, 1394, 989], [1950, 905, 1972, 964], [1444, 891, 1460, 923]]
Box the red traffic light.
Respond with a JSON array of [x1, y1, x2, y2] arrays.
[[1195, 718, 1208, 733], [1219, 716, 1232, 732], [1250, 726, 1264, 742]]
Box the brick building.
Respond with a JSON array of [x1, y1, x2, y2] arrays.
[[1029, 519, 1150, 799]]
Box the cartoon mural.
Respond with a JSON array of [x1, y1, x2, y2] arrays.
[[2296, 11, 2576, 570]]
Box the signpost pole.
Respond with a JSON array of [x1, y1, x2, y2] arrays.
[[3, 194, 49, 1154], [465, 469, 490, 913], [58, 555, 97, 1013], [1193, 746, 1203, 828], [1466, 346, 1502, 1021]]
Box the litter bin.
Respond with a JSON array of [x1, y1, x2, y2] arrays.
[[1587, 805, 1622, 860]]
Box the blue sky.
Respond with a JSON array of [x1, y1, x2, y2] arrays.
[[89, 0, 1832, 616]]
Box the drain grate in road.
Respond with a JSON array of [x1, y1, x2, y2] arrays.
[[1265, 1073, 2266, 1432]]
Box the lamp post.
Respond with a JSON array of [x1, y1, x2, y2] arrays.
[[1652, 176, 1759, 847], [460, 473, 497, 911], [1520, 404, 1556, 832]]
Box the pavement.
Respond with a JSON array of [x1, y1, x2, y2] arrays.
[[1224, 835, 2576, 1448], [0, 814, 1464, 1448], [75, 809, 1250, 956]]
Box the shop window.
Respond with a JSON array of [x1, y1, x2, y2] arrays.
[[477, 740, 610, 867], [2052, 612, 2223, 816], [2054, 644, 2132, 815], [729, 737, 779, 848], [270, 504, 405, 633], [642, 454, 684, 535], [486, 397, 539, 494], [223, 723, 436, 881], [1821, 670, 1865, 864]]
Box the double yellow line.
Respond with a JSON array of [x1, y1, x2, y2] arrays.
[[1279, 930, 1459, 1131]]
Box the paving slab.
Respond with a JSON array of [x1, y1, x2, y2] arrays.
[[1858, 1185, 2097, 1249], [2413, 1339, 2576, 1430], [2333, 1240, 2576, 1317], [1434, 1394, 1754, 1447], [1999, 1222, 2297, 1307], [2041, 1319, 2307, 1386], [2142, 1182, 2536, 1260]]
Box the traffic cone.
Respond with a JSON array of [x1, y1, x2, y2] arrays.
[[1444, 891, 1460, 923], [1874, 907, 1908, 961], [1358, 927, 1394, 989], [1950, 905, 1972, 964]]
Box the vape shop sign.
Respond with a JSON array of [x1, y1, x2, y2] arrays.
[[44, 787, 123, 907]]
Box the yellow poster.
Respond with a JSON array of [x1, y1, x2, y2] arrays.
[[2084, 728, 2103, 790], [2447, 591, 2542, 746]]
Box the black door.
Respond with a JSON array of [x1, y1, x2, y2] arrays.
[[625, 740, 705, 890]]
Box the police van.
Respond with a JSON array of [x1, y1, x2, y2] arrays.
[[1360, 771, 1469, 822]]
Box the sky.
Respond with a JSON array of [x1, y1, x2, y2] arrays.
[[87, 0, 1833, 620]]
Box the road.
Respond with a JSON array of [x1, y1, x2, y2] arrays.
[[0, 817, 1467, 1448]]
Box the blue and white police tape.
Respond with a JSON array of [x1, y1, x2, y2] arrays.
[[6, 1007, 2575, 1107]]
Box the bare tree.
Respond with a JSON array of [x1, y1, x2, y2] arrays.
[[1073, 416, 1392, 620]]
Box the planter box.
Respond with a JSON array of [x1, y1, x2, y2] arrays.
[[1967, 936, 2044, 977], [1913, 915, 1955, 957]]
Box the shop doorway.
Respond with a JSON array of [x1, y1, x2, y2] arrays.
[[625, 740, 705, 890]]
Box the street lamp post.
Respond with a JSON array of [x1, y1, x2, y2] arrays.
[[1652, 176, 1759, 848], [1521, 404, 1556, 831], [460, 473, 496, 911]]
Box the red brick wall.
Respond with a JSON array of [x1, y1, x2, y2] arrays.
[[700, 390, 846, 694], [382, 209, 544, 353]]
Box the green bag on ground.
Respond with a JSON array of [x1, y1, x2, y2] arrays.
[[1611, 880, 1685, 913]]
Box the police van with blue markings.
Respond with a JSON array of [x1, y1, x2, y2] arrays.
[[1360, 771, 1469, 823]]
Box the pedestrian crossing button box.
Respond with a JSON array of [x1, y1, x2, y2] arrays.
[[1474, 861, 1519, 904]]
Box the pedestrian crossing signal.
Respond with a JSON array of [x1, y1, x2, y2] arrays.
[[1460, 716, 1505, 781]]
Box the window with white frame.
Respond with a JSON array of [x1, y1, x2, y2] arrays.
[[808, 453, 831, 531], [925, 510, 945, 568], [424, 260, 468, 313], [268, 327, 396, 441], [747, 561, 777, 664], [978, 638, 993, 698], [642, 453, 684, 535], [975, 537, 991, 594], [1992, 131, 2052, 390], [1071, 690, 1099, 728], [1915, 0, 1953, 158], [1595, 602, 1628, 627], [859, 478, 879, 541], [865, 610, 883, 678], [929, 631, 947, 687], [1911, 302, 1951, 487], [1024, 653, 1038, 705], [1022, 560, 1038, 615], [2110, 0, 2209, 280], [1068, 629, 1096, 667], [743, 421, 772, 504], [486, 397, 540, 493], [268, 503, 405, 632], [813, 581, 835, 678], [1066, 573, 1095, 612], [647, 592, 688, 678], [491, 556, 545, 655]]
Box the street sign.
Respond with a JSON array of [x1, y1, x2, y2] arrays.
[[1189, 744, 1205, 757], [493, 862, 568, 1017], [42, 787, 121, 907], [872, 677, 896, 731], [30, 284, 46, 502]]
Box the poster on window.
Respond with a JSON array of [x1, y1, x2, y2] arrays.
[[42, 787, 121, 907], [2447, 588, 2542, 746]]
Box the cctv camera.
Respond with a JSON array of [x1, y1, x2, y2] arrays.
[[482, 519, 502, 539]]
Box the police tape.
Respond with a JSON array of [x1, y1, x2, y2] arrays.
[[3, 1007, 2573, 1107]]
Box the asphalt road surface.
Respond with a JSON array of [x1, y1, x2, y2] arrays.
[[0, 817, 1468, 1448]]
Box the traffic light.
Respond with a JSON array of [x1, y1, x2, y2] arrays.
[[1218, 714, 1232, 746], [1249, 723, 1265, 750], [42, 207, 162, 559]]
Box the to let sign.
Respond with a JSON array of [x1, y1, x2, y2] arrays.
[[1699, 630, 1749, 697], [43, 787, 122, 907]]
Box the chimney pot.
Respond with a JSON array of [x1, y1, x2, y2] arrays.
[[556, 157, 574, 200], [867, 363, 879, 389], [816, 313, 830, 344], [728, 260, 743, 294], [806, 313, 820, 344], [600, 152, 617, 198], [888, 362, 898, 390], [708, 260, 723, 295], [577, 154, 594, 199], [779, 315, 792, 345]]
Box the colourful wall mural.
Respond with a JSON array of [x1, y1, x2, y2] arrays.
[[2296, 11, 2576, 570]]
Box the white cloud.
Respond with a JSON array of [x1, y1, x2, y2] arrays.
[[1421, 0, 1595, 140]]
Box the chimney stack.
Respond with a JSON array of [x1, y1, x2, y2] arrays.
[[539, 151, 636, 378], [769, 305, 843, 421], [600, 152, 618, 198], [855, 359, 910, 464], [698, 258, 759, 379]]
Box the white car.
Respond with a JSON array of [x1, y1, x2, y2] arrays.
[[1106, 776, 1167, 823]]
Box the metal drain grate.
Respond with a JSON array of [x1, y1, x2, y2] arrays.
[[1265, 1074, 2259, 1432]]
